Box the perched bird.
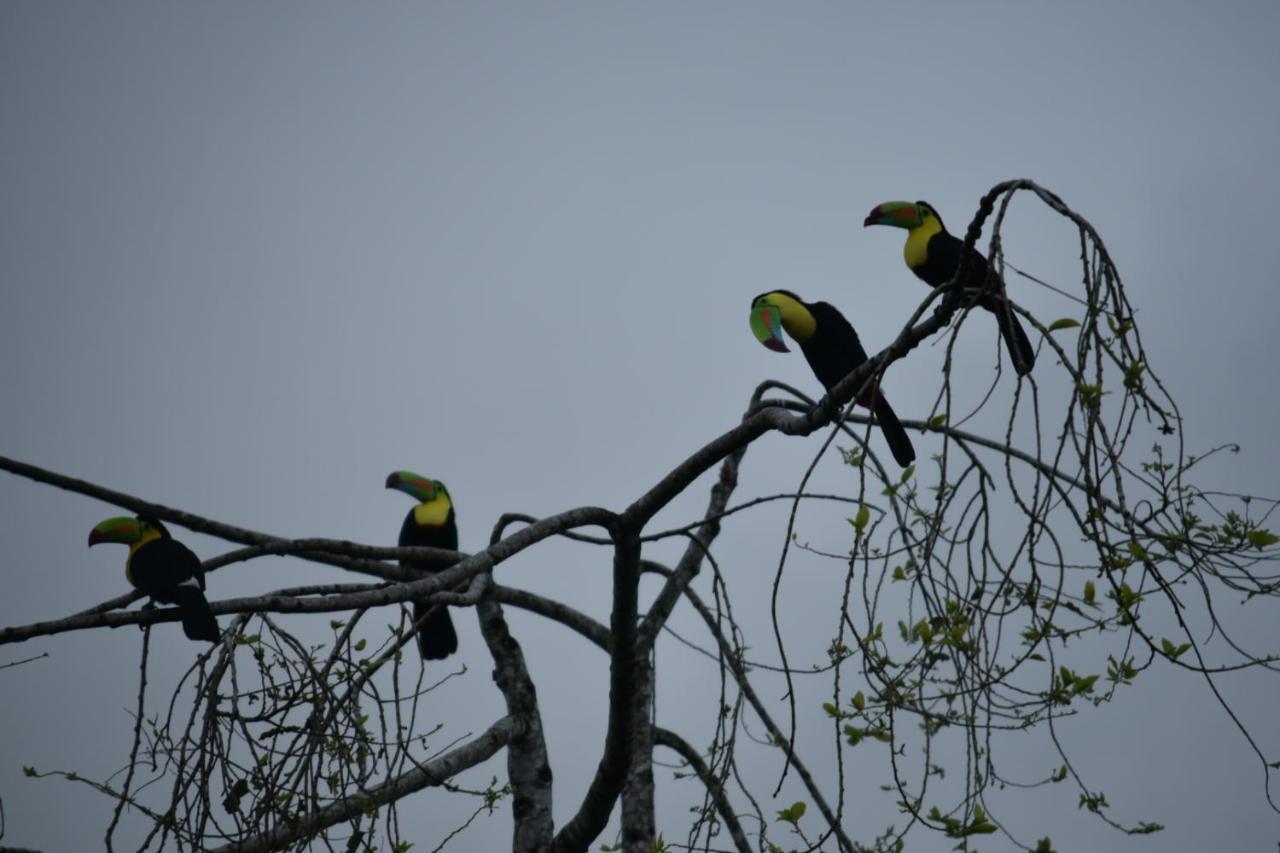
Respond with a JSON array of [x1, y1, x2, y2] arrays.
[[88, 515, 219, 642], [864, 200, 1036, 375], [386, 471, 458, 660], [750, 290, 916, 468]]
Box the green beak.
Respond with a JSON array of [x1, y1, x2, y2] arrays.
[[386, 470, 438, 503], [88, 516, 142, 547], [864, 200, 922, 229], [750, 303, 789, 353]]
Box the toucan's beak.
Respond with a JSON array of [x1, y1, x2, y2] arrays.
[[386, 470, 437, 503], [88, 516, 141, 547], [750, 303, 789, 353], [864, 201, 921, 229]]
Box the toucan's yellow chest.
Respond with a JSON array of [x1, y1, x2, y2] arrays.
[[903, 218, 942, 271], [124, 529, 163, 587], [414, 495, 453, 528]]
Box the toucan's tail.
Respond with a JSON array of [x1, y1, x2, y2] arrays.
[[983, 297, 1036, 375], [873, 396, 916, 469], [414, 600, 458, 661], [176, 584, 220, 643]]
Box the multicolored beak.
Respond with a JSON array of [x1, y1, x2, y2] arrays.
[[864, 200, 922, 229], [88, 516, 142, 547], [386, 470, 439, 503], [750, 301, 789, 353]]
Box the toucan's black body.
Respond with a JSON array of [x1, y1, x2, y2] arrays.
[[397, 508, 459, 660], [130, 520, 219, 642], [911, 217, 1036, 375], [797, 299, 916, 468]]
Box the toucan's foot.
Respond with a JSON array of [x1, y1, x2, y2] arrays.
[[138, 600, 156, 632], [940, 287, 966, 312]]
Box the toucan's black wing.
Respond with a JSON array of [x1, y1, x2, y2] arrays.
[[131, 538, 219, 642], [800, 302, 870, 391], [914, 232, 967, 289], [802, 302, 915, 468], [131, 538, 200, 601], [920, 233, 1036, 374]]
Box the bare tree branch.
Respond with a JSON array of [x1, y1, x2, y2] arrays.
[[654, 727, 752, 853], [208, 715, 524, 853], [477, 578, 554, 851]]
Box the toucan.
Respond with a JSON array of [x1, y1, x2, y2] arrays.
[[88, 515, 220, 642], [386, 471, 459, 660], [864, 200, 1036, 375], [750, 290, 916, 468]]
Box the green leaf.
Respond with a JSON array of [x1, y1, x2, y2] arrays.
[[1124, 361, 1147, 390], [1161, 638, 1192, 660], [1247, 529, 1280, 549], [928, 413, 949, 428], [1076, 382, 1104, 409], [899, 464, 915, 484], [1084, 580, 1096, 605], [852, 690, 866, 711], [1048, 317, 1080, 331], [1034, 837, 1057, 853], [353, 638, 367, 652], [777, 801, 807, 824], [850, 505, 870, 533], [23, 765, 37, 777]]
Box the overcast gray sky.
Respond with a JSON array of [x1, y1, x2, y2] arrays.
[[3, 3, 1279, 851]]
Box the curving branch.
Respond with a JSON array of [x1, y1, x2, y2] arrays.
[[208, 715, 525, 853], [654, 727, 752, 853]]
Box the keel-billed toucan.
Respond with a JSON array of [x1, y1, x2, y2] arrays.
[[88, 516, 220, 642], [386, 471, 459, 661], [864, 200, 1036, 375], [750, 290, 916, 468]]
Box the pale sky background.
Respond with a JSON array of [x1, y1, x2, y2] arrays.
[[3, 3, 1280, 851]]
